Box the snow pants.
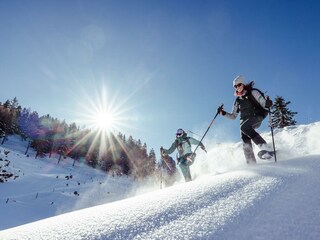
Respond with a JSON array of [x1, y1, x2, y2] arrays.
[[178, 153, 195, 182], [240, 116, 267, 164]]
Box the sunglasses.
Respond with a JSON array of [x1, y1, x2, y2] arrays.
[[176, 133, 183, 137], [234, 83, 243, 88]]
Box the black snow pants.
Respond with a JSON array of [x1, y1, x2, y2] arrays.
[[240, 116, 267, 164]]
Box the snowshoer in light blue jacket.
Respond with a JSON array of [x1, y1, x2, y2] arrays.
[[161, 128, 206, 182]]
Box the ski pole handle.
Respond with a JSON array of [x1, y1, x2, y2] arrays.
[[217, 104, 224, 114]]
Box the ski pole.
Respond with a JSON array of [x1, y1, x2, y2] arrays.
[[187, 130, 202, 138], [192, 104, 223, 156], [159, 162, 163, 189], [159, 148, 164, 189], [268, 107, 277, 162]]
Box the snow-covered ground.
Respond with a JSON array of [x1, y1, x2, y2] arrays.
[[0, 135, 150, 231], [0, 122, 320, 239]]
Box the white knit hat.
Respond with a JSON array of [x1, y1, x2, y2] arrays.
[[233, 75, 246, 87]]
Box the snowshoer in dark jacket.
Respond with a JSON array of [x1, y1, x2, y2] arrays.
[[161, 128, 206, 182], [219, 75, 273, 164]]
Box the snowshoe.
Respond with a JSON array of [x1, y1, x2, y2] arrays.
[[257, 150, 275, 160]]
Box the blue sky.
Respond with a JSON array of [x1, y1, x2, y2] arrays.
[[0, 0, 319, 154]]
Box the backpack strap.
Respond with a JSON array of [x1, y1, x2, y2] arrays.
[[186, 137, 191, 147], [175, 137, 191, 148]]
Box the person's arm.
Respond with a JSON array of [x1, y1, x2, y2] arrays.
[[220, 100, 239, 120], [189, 137, 206, 151], [162, 142, 176, 155]]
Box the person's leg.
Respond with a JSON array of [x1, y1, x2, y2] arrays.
[[240, 117, 267, 146], [179, 163, 192, 182], [241, 132, 257, 164]]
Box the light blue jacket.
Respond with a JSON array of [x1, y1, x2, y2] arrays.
[[163, 136, 203, 158]]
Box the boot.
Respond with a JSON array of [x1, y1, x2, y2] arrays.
[[243, 143, 256, 164]]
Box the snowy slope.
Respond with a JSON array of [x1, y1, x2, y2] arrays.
[[0, 122, 320, 239], [0, 136, 144, 230]]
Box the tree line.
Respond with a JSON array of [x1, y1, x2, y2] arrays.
[[0, 97, 157, 180]]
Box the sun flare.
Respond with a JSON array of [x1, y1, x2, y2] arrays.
[[76, 85, 130, 136], [93, 110, 116, 132]]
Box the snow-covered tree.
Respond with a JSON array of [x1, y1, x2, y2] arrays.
[[271, 96, 297, 128]]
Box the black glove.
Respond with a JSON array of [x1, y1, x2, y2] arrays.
[[265, 97, 273, 108], [201, 145, 207, 152], [217, 105, 226, 115]]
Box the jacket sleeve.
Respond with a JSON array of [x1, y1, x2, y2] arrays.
[[163, 142, 176, 155], [251, 90, 267, 109], [189, 137, 204, 148], [224, 99, 239, 120]]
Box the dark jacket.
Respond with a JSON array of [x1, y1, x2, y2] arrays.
[[224, 89, 268, 120]]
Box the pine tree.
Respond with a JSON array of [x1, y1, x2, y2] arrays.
[[271, 96, 297, 128], [147, 148, 157, 174]]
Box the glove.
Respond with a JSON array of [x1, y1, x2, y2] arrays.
[[217, 105, 226, 115], [160, 147, 167, 156], [160, 146, 164, 154], [265, 97, 273, 108], [201, 145, 207, 152]]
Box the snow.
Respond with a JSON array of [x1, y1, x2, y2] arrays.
[[1, 122, 320, 239]]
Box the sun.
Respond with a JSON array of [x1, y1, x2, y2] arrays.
[[74, 84, 135, 139], [77, 86, 129, 136], [64, 76, 143, 163], [93, 110, 115, 132]]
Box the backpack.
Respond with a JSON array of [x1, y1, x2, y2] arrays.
[[248, 87, 269, 119]]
